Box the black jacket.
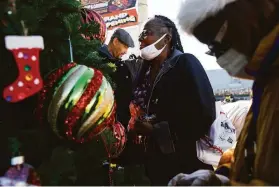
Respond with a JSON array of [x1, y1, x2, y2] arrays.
[[135, 50, 216, 185], [98, 45, 133, 128]]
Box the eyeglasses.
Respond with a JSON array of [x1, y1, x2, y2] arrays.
[[206, 21, 229, 58], [139, 30, 153, 40], [205, 41, 230, 58]]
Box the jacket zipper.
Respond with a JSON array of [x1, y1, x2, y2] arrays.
[[146, 67, 170, 115], [146, 54, 182, 114]]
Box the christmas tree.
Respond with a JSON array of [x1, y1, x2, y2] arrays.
[[0, 0, 126, 185]]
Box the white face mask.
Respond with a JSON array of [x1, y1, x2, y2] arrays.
[[217, 48, 248, 76], [140, 34, 167, 61]]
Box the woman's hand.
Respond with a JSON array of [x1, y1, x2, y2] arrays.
[[128, 103, 144, 131], [134, 119, 153, 135], [218, 148, 235, 167]]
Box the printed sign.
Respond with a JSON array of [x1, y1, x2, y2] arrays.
[[103, 8, 138, 30], [82, 0, 137, 15]]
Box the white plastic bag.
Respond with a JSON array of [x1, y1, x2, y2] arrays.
[[196, 102, 236, 167], [222, 100, 252, 138]]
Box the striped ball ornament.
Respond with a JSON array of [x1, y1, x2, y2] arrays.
[[39, 63, 115, 143]]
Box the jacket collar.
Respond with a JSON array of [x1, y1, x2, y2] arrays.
[[164, 49, 183, 67], [247, 24, 279, 75], [156, 49, 183, 79], [146, 49, 183, 89], [98, 44, 115, 60]]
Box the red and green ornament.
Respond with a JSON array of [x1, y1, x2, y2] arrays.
[[101, 122, 126, 158], [37, 63, 116, 143], [80, 8, 107, 44]]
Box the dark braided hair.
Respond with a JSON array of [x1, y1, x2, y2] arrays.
[[154, 15, 184, 53]]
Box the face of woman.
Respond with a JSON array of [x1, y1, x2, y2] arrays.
[[138, 18, 170, 51]]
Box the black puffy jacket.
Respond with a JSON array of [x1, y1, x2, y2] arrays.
[[98, 45, 133, 128]]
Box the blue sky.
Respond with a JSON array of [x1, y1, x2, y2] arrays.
[[147, 0, 221, 70]]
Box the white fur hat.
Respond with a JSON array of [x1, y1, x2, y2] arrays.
[[177, 0, 237, 34]]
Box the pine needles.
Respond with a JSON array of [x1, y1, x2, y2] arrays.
[[3, 0, 114, 82]]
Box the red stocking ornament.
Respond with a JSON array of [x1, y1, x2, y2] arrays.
[[3, 36, 44, 103]]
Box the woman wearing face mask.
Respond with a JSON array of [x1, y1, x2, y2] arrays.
[[128, 15, 216, 185]]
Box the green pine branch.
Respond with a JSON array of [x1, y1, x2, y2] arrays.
[[1, 0, 115, 78], [8, 137, 21, 157], [0, 0, 120, 185]]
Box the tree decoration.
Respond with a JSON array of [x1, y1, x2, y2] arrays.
[[37, 63, 116, 143], [3, 36, 44, 102], [0, 0, 123, 185], [101, 122, 126, 158], [100, 122, 126, 186], [0, 138, 41, 186], [80, 8, 107, 44], [1, 156, 41, 186]]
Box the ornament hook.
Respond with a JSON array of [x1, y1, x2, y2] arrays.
[[68, 35, 74, 62], [20, 21, 28, 36]]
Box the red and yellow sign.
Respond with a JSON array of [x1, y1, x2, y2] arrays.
[[82, 0, 137, 15], [81, 0, 138, 30], [103, 8, 138, 30]]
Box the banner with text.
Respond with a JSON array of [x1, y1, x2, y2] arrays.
[[103, 8, 138, 30], [82, 0, 137, 15], [81, 0, 138, 30]]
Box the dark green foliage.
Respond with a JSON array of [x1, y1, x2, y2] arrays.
[[8, 137, 21, 157], [0, 0, 149, 185], [1, 0, 114, 78], [0, 0, 118, 185]]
